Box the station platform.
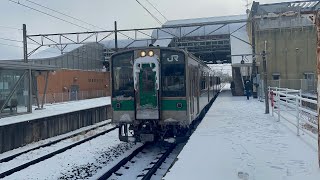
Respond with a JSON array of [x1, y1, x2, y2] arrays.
[[0, 97, 111, 153], [0, 97, 110, 127], [164, 89, 320, 180]]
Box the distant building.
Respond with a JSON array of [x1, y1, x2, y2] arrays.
[[248, 0, 319, 93]]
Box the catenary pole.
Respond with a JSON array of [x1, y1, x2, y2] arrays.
[[23, 24, 32, 113], [262, 42, 269, 114], [114, 21, 118, 52]]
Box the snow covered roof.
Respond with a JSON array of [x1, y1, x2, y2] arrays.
[[101, 39, 154, 49], [254, 0, 320, 15], [163, 14, 247, 27], [251, 1, 318, 30], [30, 44, 83, 59]]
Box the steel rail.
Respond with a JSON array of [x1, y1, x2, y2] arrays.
[[97, 143, 149, 180], [141, 143, 177, 180], [0, 121, 112, 163], [0, 126, 117, 178]]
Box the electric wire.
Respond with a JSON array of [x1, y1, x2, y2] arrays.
[[22, 0, 130, 41], [7, 0, 148, 58], [135, 0, 163, 25], [0, 42, 105, 64], [143, 0, 168, 21], [24, 0, 106, 31], [0, 25, 22, 30], [8, 0, 92, 31], [0, 37, 22, 43], [0, 36, 45, 46]]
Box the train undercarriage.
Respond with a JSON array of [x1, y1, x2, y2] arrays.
[[118, 120, 189, 143]]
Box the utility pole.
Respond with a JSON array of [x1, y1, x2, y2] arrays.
[[315, 10, 320, 168], [262, 49, 269, 114], [23, 24, 32, 113], [114, 21, 118, 52], [251, 16, 257, 98]]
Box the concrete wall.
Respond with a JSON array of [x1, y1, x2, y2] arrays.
[[0, 105, 111, 153], [254, 26, 317, 81]]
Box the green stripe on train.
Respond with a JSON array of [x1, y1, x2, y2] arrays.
[[112, 99, 187, 111], [112, 100, 134, 111], [161, 100, 187, 111]]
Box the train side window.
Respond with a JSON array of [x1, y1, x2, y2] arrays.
[[161, 50, 186, 97]]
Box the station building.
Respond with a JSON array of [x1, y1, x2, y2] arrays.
[[248, 0, 319, 94]]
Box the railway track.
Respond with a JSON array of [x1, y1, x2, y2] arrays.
[[0, 120, 112, 164], [97, 142, 176, 180], [0, 124, 117, 179]]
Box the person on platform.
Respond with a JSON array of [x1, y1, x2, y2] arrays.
[[230, 81, 235, 96], [245, 80, 251, 100]]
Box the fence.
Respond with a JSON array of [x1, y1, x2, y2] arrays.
[[36, 90, 106, 105], [269, 79, 317, 93], [268, 87, 318, 139]]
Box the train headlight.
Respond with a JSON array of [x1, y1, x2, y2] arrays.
[[140, 51, 146, 57], [148, 50, 154, 57]]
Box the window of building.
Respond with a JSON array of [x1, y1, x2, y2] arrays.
[[272, 73, 280, 80], [304, 73, 315, 81]]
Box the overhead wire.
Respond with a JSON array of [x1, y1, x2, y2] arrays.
[[143, 0, 168, 21], [135, 0, 163, 25], [0, 42, 25, 48], [24, 0, 107, 31], [8, 0, 118, 60], [0, 42, 105, 64], [0, 25, 22, 31], [22, 0, 136, 41], [8, 0, 92, 31], [7, 0, 152, 57], [0, 37, 23, 43]]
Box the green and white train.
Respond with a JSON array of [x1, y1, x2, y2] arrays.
[[111, 47, 221, 142]]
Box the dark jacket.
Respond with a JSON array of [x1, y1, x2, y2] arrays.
[[245, 80, 251, 91]]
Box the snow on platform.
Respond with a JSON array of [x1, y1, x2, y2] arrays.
[[164, 89, 320, 180], [0, 97, 110, 127]]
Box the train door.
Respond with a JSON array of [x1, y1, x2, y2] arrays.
[[134, 58, 160, 120], [197, 65, 200, 114], [189, 68, 194, 117]]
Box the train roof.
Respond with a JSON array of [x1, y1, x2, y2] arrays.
[[111, 47, 213, 72]]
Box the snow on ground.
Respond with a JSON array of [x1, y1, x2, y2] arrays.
[[3, 129, 142, 180], [164, 89, 320, 180], [0, 120, 111, 160], [0, 123, 114, 174], [0, 97, 110, 126]]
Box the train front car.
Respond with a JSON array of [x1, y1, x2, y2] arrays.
[[111, 48, 187, 142]]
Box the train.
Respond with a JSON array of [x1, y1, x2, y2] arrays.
[[110, 47, 221, 142]]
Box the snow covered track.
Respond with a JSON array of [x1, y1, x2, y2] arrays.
[[0, 126, 117, 179], [141, 143, 176, 180], [0, 121, 112, 164], [98, 142, 177, 180]]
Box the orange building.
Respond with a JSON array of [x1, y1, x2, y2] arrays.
[[36, 70, 110, 103]]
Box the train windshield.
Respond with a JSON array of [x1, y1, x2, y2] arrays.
[[112, 52, 134, 98], [161, 50, 185, 97]]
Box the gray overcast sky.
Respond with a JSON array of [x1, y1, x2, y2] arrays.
[[0, 0, 300, 59]]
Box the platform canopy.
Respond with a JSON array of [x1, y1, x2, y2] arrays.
[[0, 60, 57, 71]]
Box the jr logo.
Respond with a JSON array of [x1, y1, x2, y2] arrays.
[[167, 55, 179, 62]]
